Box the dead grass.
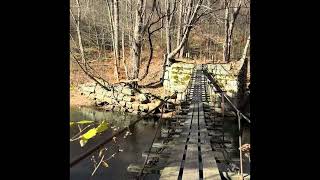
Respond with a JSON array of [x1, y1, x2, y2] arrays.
[[70, 88, 95, 108]]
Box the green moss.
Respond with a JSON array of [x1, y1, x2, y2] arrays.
[[182, 75, 191, 81], [172, 67, 183, 71], [172, 75, 179, 80]]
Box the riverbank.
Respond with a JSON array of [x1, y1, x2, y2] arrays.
[[70, 88, 95, 108]]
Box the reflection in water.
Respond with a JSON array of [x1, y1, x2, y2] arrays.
[[70, 107, 160, 180]]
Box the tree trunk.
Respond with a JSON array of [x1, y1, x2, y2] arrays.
[[75, 0, 86, 65], [223, 0, 230, 63], [179, 0, 192, 58], [161, 0, 203, 84], [122, 28, 128, 79], [113, 0, 120, 81], [165, 0, 172, 54], [132, 0, 144, 86], [176, 0, 183, 52], [240, 35, 250, 62], [223, 0, 242, 63], [106, 0, 119, 81]]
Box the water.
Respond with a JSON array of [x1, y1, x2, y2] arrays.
[[70, 107, 160, 180]]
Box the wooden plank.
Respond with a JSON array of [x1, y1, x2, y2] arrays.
[[152, 143, 174, 148], [159, 144, 186, 180], [182, 143, 199, 180], [208, 131, 231, 137], [198, 123, 221, 175], [206, 122, 223, 126], [200, 107, 222, 180], [127, 163, 164, 174], [142, 152, 171, 159]]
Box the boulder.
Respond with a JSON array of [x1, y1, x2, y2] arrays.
[[126, 102, 133, 109], [113, 106, 121, 112], [123, 96, 135, 102], [81, 86, 95, 93], [139, 104, 149, 112], [104, 105, 114, 111], [114, 85, 123, 93], [140, 112, 147, 116], [112, 99, 118, 104], [105, 91, 113, 97], [138, 94, 150, 104], [132, 102, 140, 111], [88, 93, 96, 99], [94, 85, 104, 94], [132, 110, 139, 115], [227, 80, 238, 88], [83, 91, 91, 96], [148, 102, 158, 112], [95, 93, 105, 101], [119, 101, 126, 107], [110, 91, 118, 98], [117, 93, 124, 101], [103, 97, 113, 104], [122, 87, 134, 96], [120, 107, 128, 112]]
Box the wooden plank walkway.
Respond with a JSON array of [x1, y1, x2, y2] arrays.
[[159, 65, 221, 180]]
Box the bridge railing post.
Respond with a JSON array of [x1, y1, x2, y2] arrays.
[[237, 110, 244, 179], [221, 91, 225, 143]]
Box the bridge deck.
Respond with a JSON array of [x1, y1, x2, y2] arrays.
[[159, 65, 221, 180]]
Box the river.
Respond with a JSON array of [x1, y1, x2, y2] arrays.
[[70, 107, 161, 180]]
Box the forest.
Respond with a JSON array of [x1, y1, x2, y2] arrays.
[[70, 0, 250, 91], [70, 0, 250, 179]]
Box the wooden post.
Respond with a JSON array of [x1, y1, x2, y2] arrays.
[[237, 111, 244, 179], [221, 92, 225, 143]]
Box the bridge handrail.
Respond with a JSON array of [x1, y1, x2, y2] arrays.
[[203, 67, 251, 124]]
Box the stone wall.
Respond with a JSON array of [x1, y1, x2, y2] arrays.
[[206, 63, 240, 108], [163, 62, 194, 102], [78, 83, 162, 115]]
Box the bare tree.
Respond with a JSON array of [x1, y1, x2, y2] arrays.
[[176, 0, 184, 56], [131, 0, 144, 86], [240, 35, 250, 62], [105, 0, 120, 81], [161, 0, 204, 84], [167, 0, 204, 60], [140, 1, 167, 80], [70, 1, 111, 89], [74, 0, 86, 64], [164, 0, 177, 54], [223, 0, 242, 62], [113, 0, 120, 81], [69, 0, 250, 89], [131, 0, 158, 86]]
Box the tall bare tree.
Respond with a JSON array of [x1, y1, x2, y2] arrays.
[[105, 0, 120, 81], [113, 0, 120, 81], [131, 0, 144, 85], [69, 0, 250, 89], [74, 0, 86, 64], [161, 0, 204, 84], [164, 0, 176, 54], [223, 0, 242, 62], [176, 0, 183, 56], [131, 0, 159, 86]]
